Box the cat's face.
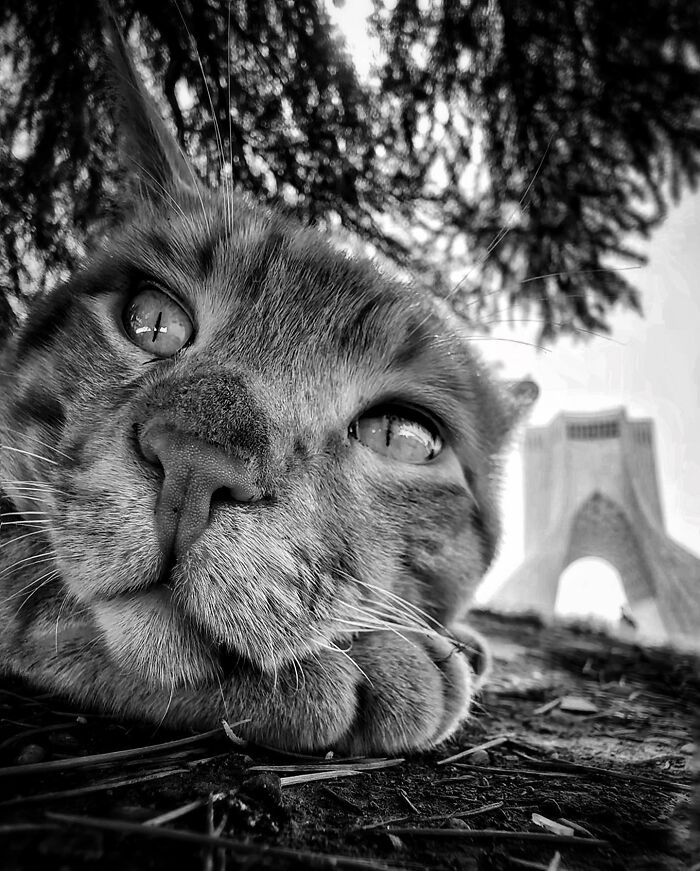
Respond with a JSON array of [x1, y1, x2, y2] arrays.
[[2, 188, 513, 684], [0, 21, 535, 752]]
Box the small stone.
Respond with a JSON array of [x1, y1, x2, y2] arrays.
[[48, 731, 80, 749], [467, 749, 491, 766], [446, 817, 470, 829], [241, 772, 284, 809], [680, 742, 696, 755], [559, 695, 598, 714], [16, 743, 47, 765]]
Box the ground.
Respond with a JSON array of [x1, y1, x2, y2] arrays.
[[1, 610, 698, 871]]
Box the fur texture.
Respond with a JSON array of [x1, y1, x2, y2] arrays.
[[0, 21, 535, 754]]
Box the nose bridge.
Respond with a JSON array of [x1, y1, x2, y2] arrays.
[[139, 368, 271, 461]]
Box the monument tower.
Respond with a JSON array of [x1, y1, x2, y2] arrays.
[[490, 408, 700, 645]]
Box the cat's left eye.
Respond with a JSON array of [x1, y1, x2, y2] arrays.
[[349, 408, 443, 464], [123, 285, 193, 357]]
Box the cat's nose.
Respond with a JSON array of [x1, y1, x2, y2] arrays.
[[138, 421, 262, 559]]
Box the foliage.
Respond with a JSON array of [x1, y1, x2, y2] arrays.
[[1, 0, 699, 340]]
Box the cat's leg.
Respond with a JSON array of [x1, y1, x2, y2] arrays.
[[5, 622, 364, 752], [3, 607, 484, 755], [332, 628, 480, 755]]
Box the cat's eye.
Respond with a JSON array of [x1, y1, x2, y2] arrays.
[[349, 408, 443, 463], [123, 285, 193, 357]]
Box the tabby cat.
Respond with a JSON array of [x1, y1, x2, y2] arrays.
[[0, 19, 536, 754]]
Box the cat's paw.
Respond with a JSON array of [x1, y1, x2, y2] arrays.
[[335, 628, 478, 755]]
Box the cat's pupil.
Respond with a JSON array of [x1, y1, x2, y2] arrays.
[[152, 310, 163, 342]]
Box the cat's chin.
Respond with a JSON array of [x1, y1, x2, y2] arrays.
[[90, 587, 295, 691], [92, 589, 222, 690]]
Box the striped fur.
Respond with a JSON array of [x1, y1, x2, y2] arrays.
[[0, 25, 535, 753]]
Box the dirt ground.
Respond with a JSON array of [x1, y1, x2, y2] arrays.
[[1, 610, 698, 871]]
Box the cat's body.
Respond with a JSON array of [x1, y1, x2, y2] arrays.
[[0, 19, 533, 754]]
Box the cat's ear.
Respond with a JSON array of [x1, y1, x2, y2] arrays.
[[498, 378, 539, 442], [100, 5, 199, 200], [504, 379, 539, 421]]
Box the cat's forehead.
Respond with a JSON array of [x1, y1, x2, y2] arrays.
[[13, 191, 507, 451], [109, 193, 466, 376]]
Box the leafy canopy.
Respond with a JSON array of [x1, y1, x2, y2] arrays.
[[1, 0, 698, 340]]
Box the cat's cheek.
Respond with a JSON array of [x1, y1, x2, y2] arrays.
[[92, 590, 218, 689]]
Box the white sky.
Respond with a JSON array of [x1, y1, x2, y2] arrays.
[[329, 1, 700, 622]]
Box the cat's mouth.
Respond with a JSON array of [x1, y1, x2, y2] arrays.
[[214, 642, 253, 679]]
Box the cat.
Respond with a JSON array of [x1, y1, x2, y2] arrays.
[[0, 15, 536, 755]]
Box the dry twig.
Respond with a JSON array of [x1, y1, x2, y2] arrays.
[[383, 827, 608, 847], [0, 727, 227, 778], [46, 812, 399, 870]]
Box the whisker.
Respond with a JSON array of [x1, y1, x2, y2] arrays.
[[518, 264, 642, 286], [348, 575, 447, 633], [0, 550, 56, 580], [460, 335, 551, 352], [477, 317, 624, 345], [54, 594, 70, 654], [458, 264, 642, 320], [129, 157, 191, 222], [0, 427, 73, 461], [214, 670, 229, 720], [1, 490, 57, 506], [1, 477, 58, 484], [13, 570, 60, 615], [445, 136, 553, 303], [1, 481, 62, 492], [340, 601, 435, 638], [154, 678, 176, 733], [0, 520, 51, 528], [0, 445, 58, 466], [226, 0, 234, 236], [0, 529, 48, 550], [172, 0, 227, 188], [331, 615, 428, 660], [2, 571, 55, 605], [289, 656, 305, 693], [316, 640, 372, 686], [352, 593, 436, 630]]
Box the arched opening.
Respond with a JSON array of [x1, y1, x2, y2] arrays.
[[555, 557, 628, 626]]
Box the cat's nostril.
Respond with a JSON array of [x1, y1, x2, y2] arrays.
[[211, 485, 255, 508], [211, 486, 229, 505]]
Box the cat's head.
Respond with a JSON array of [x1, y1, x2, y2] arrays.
[[0, 17, 536, 693]]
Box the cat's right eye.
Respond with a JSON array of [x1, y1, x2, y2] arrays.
[[349, 406, 444, 464], [123, 285, 193, 357]]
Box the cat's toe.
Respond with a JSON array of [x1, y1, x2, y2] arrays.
[[336, 631, 474, 755]]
